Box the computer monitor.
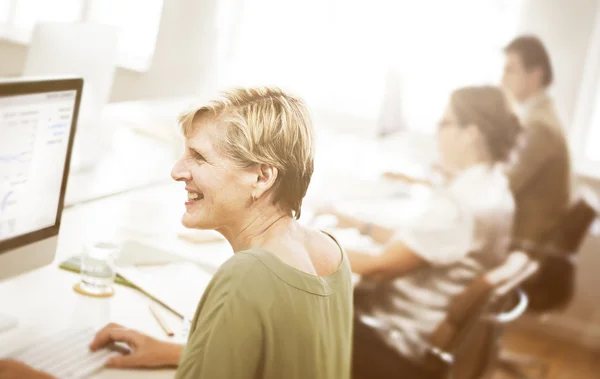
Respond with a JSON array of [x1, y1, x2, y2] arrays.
[[0, 77, 82, 280]]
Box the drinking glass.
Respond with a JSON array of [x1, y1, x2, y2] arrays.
[[79, 240, 120, 296]]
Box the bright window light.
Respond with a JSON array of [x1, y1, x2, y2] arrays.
[[217, 0, 523, 132], [0, 0, 10, 23], [87, 0, 163, 68], [13, 0, 82, 32], [584, 98, 600, 161], [0, 0, 163, 71]]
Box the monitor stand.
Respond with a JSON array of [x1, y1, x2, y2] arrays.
[[0, 313, 18, 335]]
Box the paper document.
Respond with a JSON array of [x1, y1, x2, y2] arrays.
[[0, 314, 17, 335], [117, 240, 188, 266], [118, 262, 213, 320]]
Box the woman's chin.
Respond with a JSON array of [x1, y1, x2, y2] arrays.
[[182, 213, 217, 230], [181, 214, 203, 229]]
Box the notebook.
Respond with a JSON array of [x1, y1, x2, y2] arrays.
[[118, 262, 213, 320], [58, 240, 189, 288]]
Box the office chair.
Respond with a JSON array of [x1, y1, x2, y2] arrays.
[[497, 186, 599, 378], [355, 251, 539, 379]]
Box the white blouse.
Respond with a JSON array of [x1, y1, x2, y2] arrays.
[[356, 163, 515, 361]]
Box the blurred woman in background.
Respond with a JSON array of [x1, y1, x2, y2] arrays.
[[318, 86, 521, 378]]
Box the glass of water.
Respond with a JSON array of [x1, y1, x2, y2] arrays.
[[79, 241, 120, 296]]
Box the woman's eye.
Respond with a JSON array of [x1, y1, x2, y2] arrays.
[[190, 150, 205, 162]]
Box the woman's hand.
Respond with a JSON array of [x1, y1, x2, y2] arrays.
[[0, 360, 54, 379], [89, 323, 183, 369], [382, 171, 415, 183]]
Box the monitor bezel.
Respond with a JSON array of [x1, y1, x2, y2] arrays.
[[0, 76, 83, 254]]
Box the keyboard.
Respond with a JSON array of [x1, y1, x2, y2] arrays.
[[6, 327, 123, 379]]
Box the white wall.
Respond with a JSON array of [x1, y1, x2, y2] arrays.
[[2, 0, 597, 114], [109, 0, 219, 102], [0, 40, 28, 77], [0, 0, 219, 103], [518, 0, 600, 128]]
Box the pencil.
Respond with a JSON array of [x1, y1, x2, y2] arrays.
[[149, 303, 175, 337]]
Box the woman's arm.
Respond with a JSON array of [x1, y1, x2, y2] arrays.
[[382, 171, 434, 186], [348, 173, 478, 281], [0, 360, 57, 379], [328, 210, 395, 244], [383, 162, 451, 185], [346, 239, 426, 281]]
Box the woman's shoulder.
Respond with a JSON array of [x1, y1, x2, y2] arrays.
[[206, 251, 271, 295], [451, 164, 510, 192], [213, 249, 270, 283], [188, 252, 269, 332], [194, 250, 279, 315], [448, 164, 514, 212]]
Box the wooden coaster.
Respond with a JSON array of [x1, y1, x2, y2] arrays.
[[73, 282, 115, 298]]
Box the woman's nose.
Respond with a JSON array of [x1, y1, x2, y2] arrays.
[[171, 159, 191, 182]]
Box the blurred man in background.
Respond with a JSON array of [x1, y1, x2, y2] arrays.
[[502, 35, 572, 252]]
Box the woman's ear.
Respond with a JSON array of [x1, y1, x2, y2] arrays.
[[463, 123, 492, 161], [253, 164, 278, 200], [531, 66, 545, 87], [464, 123, 480, 139]]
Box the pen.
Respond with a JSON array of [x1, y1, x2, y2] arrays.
[[149, 303, 175, 337]]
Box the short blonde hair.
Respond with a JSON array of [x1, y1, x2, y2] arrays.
[[179, 87, 315, 219]]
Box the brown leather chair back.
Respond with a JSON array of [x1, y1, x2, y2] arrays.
[[424, 252, 539, 379], [548, 187, 597, 254], [524, 187, 598, 312]]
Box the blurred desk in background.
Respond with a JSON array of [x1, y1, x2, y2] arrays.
[[64, 99, 187, 207], [70, 96, 439, 209], [100, 97, 198, 149], [65, 127, 174, 206], [66, 95, 439, 260]]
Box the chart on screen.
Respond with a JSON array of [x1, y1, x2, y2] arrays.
[[0, 91, 76, 240]]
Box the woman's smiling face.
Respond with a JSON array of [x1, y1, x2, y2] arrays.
[[170, 118, 258, 231]]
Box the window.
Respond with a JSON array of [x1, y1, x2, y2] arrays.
[[569, 4, 600, 178], [86, 0, 163, 70], [0, 1, 11, 23], [0, 0, 163, 71], [391, 0, 523, 133], [13, 0, 82, 31], [585, 104, 600, 161], [217, 0, 523, 133]]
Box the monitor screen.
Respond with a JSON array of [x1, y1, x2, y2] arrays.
[[0, 86, 78, 242]]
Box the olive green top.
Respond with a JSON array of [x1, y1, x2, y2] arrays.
[[175, 238, 353, 379]]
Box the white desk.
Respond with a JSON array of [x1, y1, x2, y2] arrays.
[[0, 265, 176, 379], [0, 181, 237, 378], [0, 98, 436, 378]]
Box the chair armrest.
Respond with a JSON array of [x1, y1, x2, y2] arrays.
[[494, 260, 539, 297], [484, 289, 528, 324], [358, 313, 458, 368], [425, 345, 455, 365]]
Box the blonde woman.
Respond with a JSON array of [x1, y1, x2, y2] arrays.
[[2, 88, 353, 379]]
